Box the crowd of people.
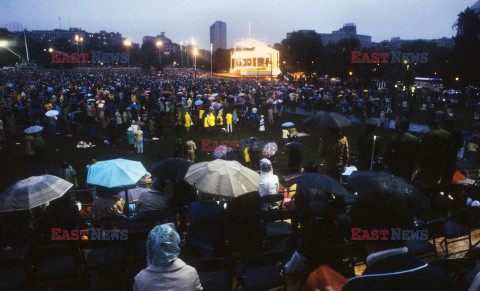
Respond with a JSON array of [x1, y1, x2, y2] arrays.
[[1, 67, 480, 290]]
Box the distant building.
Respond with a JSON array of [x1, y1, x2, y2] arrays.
[[142, 32, 179, 54], [286, 30, 316, 39], [29, 28, 86, 45], [385, 37, 454, 49], [28, 28, 123, 48], [210, 21, 227, 50], [287, 24, 372, 48]]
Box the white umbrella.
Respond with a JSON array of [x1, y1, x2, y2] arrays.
[[45, 110, 59, 117], [184, 160, 260, 198], [0, 175, 73, 212], [24, 126, 44, 134]]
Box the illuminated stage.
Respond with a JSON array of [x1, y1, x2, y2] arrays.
[[230, 38, 281, 77]]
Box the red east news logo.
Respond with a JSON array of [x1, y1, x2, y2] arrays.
[[51, 51, 89, 64]]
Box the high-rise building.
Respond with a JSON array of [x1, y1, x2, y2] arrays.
[[210, 21, 227, 50], [287, 24, 372, 48]]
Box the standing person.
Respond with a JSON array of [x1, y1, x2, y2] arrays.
[[126, 127, 135, 153], [6, 113, 15, 142], [186, 139, 197, 163], [208, 111, 216, 132], [357, 120, 383, 171], [259, 115, 265, 132], [442, 116, 464, 184], [25, 134, 35, 160], [216, 112, 223, 133], [0, 118, 5, 141], [384, 118, 422, 181], [184, 111, 192, 133], [173, 135, 182, 158], [318, 127, 349, 181], [32, 133, 46, 162], [226, 112, 233, 133], [203, 111, 210, 133], [268, 106, 274, 125], [135, 128, 144, 154], [115, 109, 122, 126], [417, 119, 452, 186]]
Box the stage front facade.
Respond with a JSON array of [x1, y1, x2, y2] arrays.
[[230, 38, 281, 77]]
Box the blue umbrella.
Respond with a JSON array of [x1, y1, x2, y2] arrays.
[[195, 100, 203, 106], [24, 126, 44, 134], [87, 158, 147, 188], [282, 122, 294, 128], [47, 87, 53, 92]]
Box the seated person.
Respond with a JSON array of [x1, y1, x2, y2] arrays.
[[135, 178, 172, 214], [343, 190, 455, 291], [91, 186, 125, 219], [42, 194, 83, 236], [187, 193, 225, 254], [259, 158, 280, 210], [134, 223, 202, 291]]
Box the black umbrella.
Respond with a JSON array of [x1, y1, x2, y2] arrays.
[[283, 172, 353, 198], [285, 141, 303, 149], [150, 158, 193, 183], [303, 112, 351, 128], [346, 171, 430, 215]]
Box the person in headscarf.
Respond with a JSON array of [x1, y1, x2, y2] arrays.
[[90, 186, 125, 219], [134, 224, 202, 291]]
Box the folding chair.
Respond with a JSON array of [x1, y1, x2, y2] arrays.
[[190, 258, 232, 291]]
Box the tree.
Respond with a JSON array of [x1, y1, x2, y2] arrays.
[[277, 31, 323, 74], [451, 8, 480, 86]]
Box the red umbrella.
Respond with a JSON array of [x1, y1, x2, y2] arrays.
[[132, 121, 145, 126]]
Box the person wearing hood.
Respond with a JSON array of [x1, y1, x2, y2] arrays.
[[184, 112, 192, 133], [259, 158, 280, 210], [127, 127, 135, 153], [134, 224, 202, 291]]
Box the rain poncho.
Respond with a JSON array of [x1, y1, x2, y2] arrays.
[[259, 158, 279, 197], [146, 224, 181, 267]]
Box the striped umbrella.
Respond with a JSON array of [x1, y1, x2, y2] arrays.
[[0, 175, 73, 212]]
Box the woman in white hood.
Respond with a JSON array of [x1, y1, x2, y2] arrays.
[[259, 159, 279, 210]]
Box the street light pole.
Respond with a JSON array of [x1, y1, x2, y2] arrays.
[[124, 40, 132, 67], [74, 34, 80, 67], [193, 47, 198, 84], [210, 43, 213, 77], [156, 40, 163, 69], [185, 41, 189, 68], [179, 42, 184, 67], [80, 37, 84, 66]]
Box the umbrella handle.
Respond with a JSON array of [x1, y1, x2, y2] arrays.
[[370, 136, 377, 171]]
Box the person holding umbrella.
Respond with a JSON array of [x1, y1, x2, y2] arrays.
[[259, 159, 280, 210], [318, 127, 349, 181]]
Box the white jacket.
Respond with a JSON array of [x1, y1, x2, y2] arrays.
[[259, 159, 279, 197]]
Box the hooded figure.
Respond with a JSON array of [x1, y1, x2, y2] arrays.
[[259, 158, 280, 210], [259, 159, 279, 198], [259, 115, 265, 132], [134, 224, 202, 291]]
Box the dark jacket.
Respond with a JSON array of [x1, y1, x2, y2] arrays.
[[385, 132, 422, 180], [419, 128, 453, 186], [343, 251, 455, 291]]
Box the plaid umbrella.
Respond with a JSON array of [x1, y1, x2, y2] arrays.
[[262, 142, 278, 158], [0, 175, 73, 212], [213, 145, 228, 159]]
